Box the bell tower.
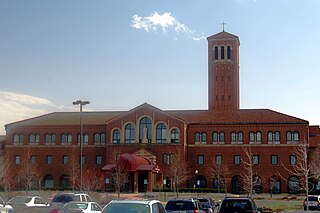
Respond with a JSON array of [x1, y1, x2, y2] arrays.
[[207, 28, 240, 111]]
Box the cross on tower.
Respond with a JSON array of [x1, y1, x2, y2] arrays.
[[221, 21, 226, 32]]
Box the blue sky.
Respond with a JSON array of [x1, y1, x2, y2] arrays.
[[1, 0, 320, 134]]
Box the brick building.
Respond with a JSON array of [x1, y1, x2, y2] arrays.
[[2, 30, 320, 194]]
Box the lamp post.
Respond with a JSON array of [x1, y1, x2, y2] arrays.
[[73, 100, 90, 191]]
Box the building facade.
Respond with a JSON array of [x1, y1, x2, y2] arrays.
[[2, 30, 320, 194]]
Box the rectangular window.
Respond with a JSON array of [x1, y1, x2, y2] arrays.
[[197, 155, 204, 165], [215, 155, 222, 165], [290, 155, 297, 165], [30, 155, 36, 164], [96, 155, 102, 165], [252, 155, 259, 165], [46, 155, 53, 164], [271, 155, 278, 165], [63, 155, 69, 164], [234, 155, 241, 165], [15, 155, 21, 164], [81, 155, 85, 165]]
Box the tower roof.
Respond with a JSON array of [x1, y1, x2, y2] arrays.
[[207, 31, 240, 41]]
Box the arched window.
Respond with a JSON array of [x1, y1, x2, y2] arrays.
[[170, 128, 179, 143], [214, 46, 219, 60], [249, 132, 255, 142], [201, 132, 207, 143], [221, 46, 225, 59], [156, 123, 167, 143], [67, 133, 72, 144], [268, 132, 273, 142], [61, 133, 67, 144], [29, 134, 35, 144], [293, 131, 299, 142], [256, 132, 262, 142], [227, 45, 231, 59], [13, 134, 19, 144], [169, 153, 174, 164], [195, 132, 200, 142], [44, 174, 54, 188], [288, 176, 299, 194], [231, 132, 236, 143], [94, 133, 100, 144], [35, 134, 40, 144], [232, 175, 243, 194], [275, 131, 280, 142], [213, 132, 218, 143], [220, 132, 225, 143], [238, 132, 243, 142], [270, 175, 281, 194], [139, 117, 152, 143], [83, 133, 89, 145], [286, 131, 292, 142], [125, 124, 135, 143], [100, 133, 106, 144], [112, 129, 120, 143], [45, 133, 55, 145], [163, 153, 168, 164]]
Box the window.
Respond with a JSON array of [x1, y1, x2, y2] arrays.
[[112, 129, 121, 143], [197, 155, 204, 165], [162, 153, 168, 164], [214, 46, 219, 60], [94, 133, 100, 144], [63, 155, 69, 164], [271, 155, 278, 165], [219, 132, 225, 143], [252, 155, 259, 165], [215, 155, 222, 165], [45, 133, 56, 145], [213, 132, 218, 143], [201, 132, 207, 143], [83, 133, 89, 145], [139, 117, 152, 143], [275, 131, 280, 142], [100, 133, 106, 144], [234, 155, 241, 165], [156, 123, 167, 143], [221, 46, 225, 59], [94, 133, 106, 145], [170, 128, 179, 143], [256, 132, 262, 142], [29, 134, 35, 144], [15, 155, 21, 164], [169, 153, 174, 164], [96, 155, 102, 165], [249, 132, 255, 142], [238, 132, 243, 143], [67, 133, 72, 144], [31, 155, 36, 164], [227, 45, 231, 59], [81, 155, 85, 165], [61, 133, 67, 144], [46, 155, 53, 164], [290, 155, 297, 165], [125, 123, 135, 143], [13, 134, 24, 145], [286, 131, 292, 142], [293, 131, 299, 142], [195, 132, 200, 142], [231, 132, 236, 143]]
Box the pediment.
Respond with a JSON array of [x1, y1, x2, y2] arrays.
[[134, 148, 157, 165]]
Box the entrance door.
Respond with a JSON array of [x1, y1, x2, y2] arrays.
[[138, 172, 148, 192]]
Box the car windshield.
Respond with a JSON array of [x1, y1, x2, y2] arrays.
[[52, 194, 74, 203], [10, 196, 32, 204], [221, 199, 253, 212], [65, 202, 88, 210], [198, 199, 211, 208], [306, 197, 319, 201], [165, 201, 195, 210], [104, 203, 150, 213]]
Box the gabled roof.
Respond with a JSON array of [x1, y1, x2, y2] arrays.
[[207, 31, 239, 41]]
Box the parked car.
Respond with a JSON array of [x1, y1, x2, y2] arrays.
[[304, 195, 320, 211], [218, 197, 261, 213], [8, 195, 50, 212], [195, 197, 215, 213], [102, 200, 166, 213], [165, 198, 206, 213], [63, 201, 102, 213], [51, 193, 92, 207], [0, 196, 13, 213]]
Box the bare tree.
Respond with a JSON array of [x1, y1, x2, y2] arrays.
[[310, 143, 320, 189], [19, 148, 40, 195], [82, 166, 104, 192], [209, 159, 230, 195], [110, 152, 129, 198], [0, 154, 16, 199], [241, 146, 260, 198], [67, 147, 80, 191], [167, 149, 188, 197]]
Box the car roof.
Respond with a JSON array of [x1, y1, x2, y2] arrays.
[[109, 200, 160, 205]]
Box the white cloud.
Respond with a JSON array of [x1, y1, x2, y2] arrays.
[[131, 12, 193, 35], [0, 91, 70, 135]]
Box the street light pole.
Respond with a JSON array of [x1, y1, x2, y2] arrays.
[[73, 100, 90, 191]]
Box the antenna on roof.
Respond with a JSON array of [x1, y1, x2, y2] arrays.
[[221, 21, 226, 32]]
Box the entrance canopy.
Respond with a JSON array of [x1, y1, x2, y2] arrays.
[[102, 153, 158, 172]]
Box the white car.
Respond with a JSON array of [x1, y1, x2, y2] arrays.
[[0, 197, 13, 213], [8, 195, 49, 212], [63, 201, 102, 213], [102, 200, 166, 213]]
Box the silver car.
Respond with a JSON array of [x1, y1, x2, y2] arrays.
[[102, 200, 166, 213]]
